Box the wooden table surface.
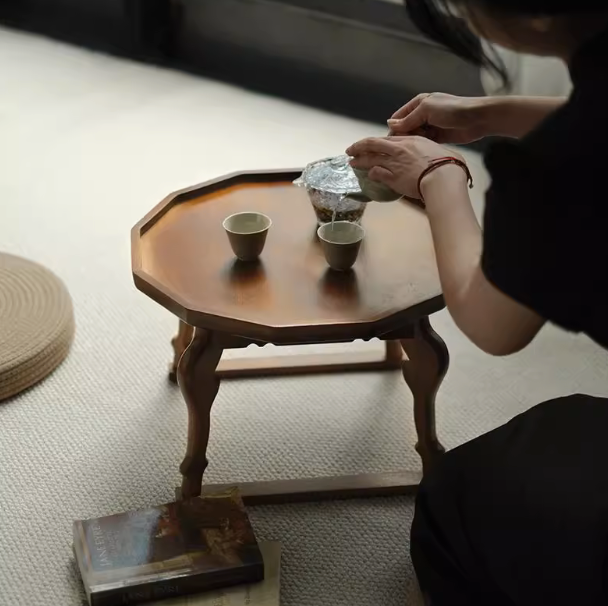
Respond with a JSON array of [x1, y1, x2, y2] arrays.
[[132, 171, 443, 343]]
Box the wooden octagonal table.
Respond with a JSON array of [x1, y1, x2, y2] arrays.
[[132, 169, 449, 504]]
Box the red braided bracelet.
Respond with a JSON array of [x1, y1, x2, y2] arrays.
[[417, 157, 474, 202]]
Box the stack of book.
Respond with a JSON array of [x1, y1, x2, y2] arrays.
[[73, 489, 281, 606]]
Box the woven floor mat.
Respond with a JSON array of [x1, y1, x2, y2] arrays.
[[0, 253, 74, 401]]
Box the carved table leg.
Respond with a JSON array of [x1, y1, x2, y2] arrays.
[[400, 317, 449, 475], [177, 329, 224, 499], [385, 340, 404, 367], [169, 321, 194, 383]]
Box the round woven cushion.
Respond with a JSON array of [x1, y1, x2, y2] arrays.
[[0, 253, 75, 401]]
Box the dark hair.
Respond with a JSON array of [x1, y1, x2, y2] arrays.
[[405, 0, 607, 87], [405, 0, 505, 85]]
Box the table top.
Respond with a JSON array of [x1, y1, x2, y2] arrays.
[[132, 170, 443, 343]]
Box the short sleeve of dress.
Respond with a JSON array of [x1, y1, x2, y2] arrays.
[[481, 138, 603, 339]]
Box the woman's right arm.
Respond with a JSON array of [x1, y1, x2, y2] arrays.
[[388, 93, 567, 143], [478, 96, 567, 139]]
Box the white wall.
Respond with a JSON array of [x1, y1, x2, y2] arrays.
[[379, 0, 572, 97], [482, 45, 572, 97]]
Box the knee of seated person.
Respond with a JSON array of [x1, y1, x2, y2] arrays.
[[414, 433, 497, 515], [417, 450, 463, 507]]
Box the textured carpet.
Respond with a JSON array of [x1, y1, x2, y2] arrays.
[[1, 27, 607, 606]]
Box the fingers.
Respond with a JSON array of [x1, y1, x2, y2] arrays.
[[348, 136, 427, 168], [414, 124, 441, 142], [346, 137, 396, 157], [349, 153, 389, 170], [388, 105, 426, 135], [390, 93, 428, 120], [349, 160, 397, 188], [388, 93, 430, 135], [368, 166, 396, 187]]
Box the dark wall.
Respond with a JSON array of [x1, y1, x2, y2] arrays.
[[0, 0, 172, 57], [0, 0, 485, 124], [173, 0, 484, 122]]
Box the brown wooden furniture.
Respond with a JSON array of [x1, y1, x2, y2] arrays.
[[132, 170, 449, 504]]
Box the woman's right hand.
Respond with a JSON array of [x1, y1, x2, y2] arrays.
[[387, 93, 490, 144]]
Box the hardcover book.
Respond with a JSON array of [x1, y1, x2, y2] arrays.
[[150, 542, 281, 606], [73, 490, 264, 606]]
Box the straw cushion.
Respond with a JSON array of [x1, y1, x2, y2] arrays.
[[0, 253, 74, 401]]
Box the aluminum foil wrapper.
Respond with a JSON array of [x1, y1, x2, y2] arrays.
[[293, 155, 368, 219], [294, 155, 361, 195]]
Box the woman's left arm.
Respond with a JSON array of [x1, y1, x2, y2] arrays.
[[347, 136, 545, 356], [420, 165, 545, 355]]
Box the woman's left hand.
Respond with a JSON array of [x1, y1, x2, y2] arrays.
[[346, 136, 463, 199]]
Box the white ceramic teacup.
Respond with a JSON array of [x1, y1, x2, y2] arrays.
[[223, 212, 272, 262], [317, 221, 365, 271]]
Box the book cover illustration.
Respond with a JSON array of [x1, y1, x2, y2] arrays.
[[150, 542, 281, 606], [74, 489, 264, 605]]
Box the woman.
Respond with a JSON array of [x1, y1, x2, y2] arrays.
[[347, 1, 608, 605]]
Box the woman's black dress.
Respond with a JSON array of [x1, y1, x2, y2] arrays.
[[412, 27, 608, 606]]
